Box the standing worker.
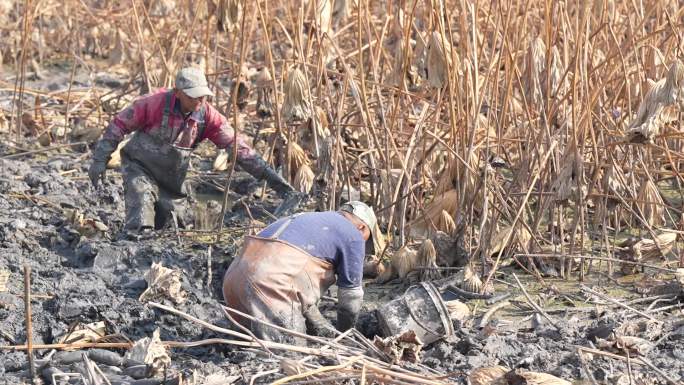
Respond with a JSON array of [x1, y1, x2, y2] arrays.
[[223, 201, 376, 341], [88, 67, 299, 233]]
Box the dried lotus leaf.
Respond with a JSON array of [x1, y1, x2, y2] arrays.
[[469, 366, 508, 385]]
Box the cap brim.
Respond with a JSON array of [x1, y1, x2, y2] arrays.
[[183, 86, 214, 98], [370, 223, 386, 256]]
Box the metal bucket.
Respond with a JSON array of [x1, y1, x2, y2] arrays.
[[376, 281, 454, 345]]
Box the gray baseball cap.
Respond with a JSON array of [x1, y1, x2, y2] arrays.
[[340, 201, 377, 235], [175, 67, 214, 98]]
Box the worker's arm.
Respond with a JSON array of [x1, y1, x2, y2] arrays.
[[89, 96, 150, 187], [335, 238, 366, 331], [203, 105, 295, 198], [337, 286, 363, 331]]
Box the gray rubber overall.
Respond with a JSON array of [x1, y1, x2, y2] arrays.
[[120, 92, 205, 230]]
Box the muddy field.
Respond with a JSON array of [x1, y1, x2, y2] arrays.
[[3, 0, 684, 384], [0, 123, 683, 384]]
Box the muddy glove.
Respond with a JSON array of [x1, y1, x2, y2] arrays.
[[273, 190, 306, 217], [337, 286, 363, 331], [89, 139, 119, 187], [236, 155, 295, 197], [303, 303, 336, 338]]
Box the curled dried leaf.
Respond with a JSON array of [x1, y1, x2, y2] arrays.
[[440, 210, 456, 235], [107, 138, 131, 169], [394, 246, 418, 279], [217, 0, 241, 32], [490, 224, 531, 257], [427, 31, 452, 88], [626, 60, 684, 143], [635, 180, 665, 227], [596, 334, 654, 356], [373, 330, 423, 364], [505, 369, 571, 385], [523, 36, 546, 106], [417, 239, 440, 281], [57, 321, 106, 345], [212, 149, 230, 171], [282, 66, 311, 122], [139, 262, 186, 304], [0, 269, 7, 292], [288, 141, 311, 173], [445, 300, 470, 322], [408, 189, 459, 237], [293, 163, 315, 193], [469, 365, 508, 385], [461, 265, 483, 293], [280, 358, 304, 376], [125, 329, 170, 377]]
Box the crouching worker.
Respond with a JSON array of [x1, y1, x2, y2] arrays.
[[222, 201, 376, 341], [88, 67, 298, 234]]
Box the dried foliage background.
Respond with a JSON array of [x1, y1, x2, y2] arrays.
[[2, 0, 684, 279]]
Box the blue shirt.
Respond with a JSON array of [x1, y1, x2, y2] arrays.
[[257, 211, 365, 288]]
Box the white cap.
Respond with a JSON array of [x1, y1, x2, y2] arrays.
[[340, 201, 377, 235], [175, 67, 214, 98]]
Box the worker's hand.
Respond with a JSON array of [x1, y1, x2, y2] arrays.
[[303, 304, 337, 339], [274, 190, 306, 217], [88, 161, 107, 188], [89, 138, 119, 188], [337, 286, 363, 331], [264, 168, 296, 199], [236, 155, 295, 197]]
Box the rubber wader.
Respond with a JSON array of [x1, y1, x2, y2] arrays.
[[222, 215, 336, 341]]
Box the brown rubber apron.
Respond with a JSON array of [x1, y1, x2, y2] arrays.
[[223, 215, 336, 339], [121, 92, 205, 198]]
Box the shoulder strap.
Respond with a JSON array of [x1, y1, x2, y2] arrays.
[[161, 91, 173, 131], [269, 213, 302, 239], [191, 105, 207, 149]]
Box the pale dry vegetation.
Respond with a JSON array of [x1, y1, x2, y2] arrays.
[[2, 0, 684, 283]]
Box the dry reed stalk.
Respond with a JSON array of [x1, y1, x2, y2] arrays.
[[635, 179, 665, 227]]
